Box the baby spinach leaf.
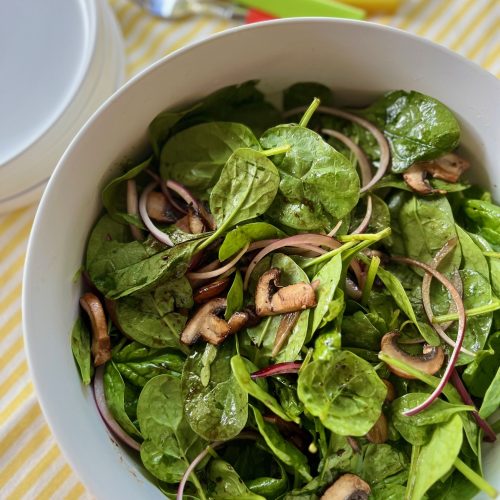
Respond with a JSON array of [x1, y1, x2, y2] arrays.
[[101, 157, 151, 226], [341, 311, 386, 352], [313, 328, 342, 361], [428, 469, 479, 500], [104, 362, 142, 439], [208, 459, 265, 499], [160, 122, 260, 196], [283, 82, 334, 110], [406, 414, 463, 500], [206, 148, 280, 244], [362, 443, 408, 484], [467, 232, 500, 297], [398, 194, 461, 274], [149, 109, 189, 158], [464, 199, 500, 251], [182, 340, 248, 441], [456, 225, 489, 279], [310, 253, 342, 334], [361, 90, 461, 172], [251, 406, 312, 482], [260, 124, 359, 231], [219, 222, 285, 261], [230, 355, 298, 423], [137, 374, 206, 483], [225, 270, 244, 320], [270, 375, 304, 420], [114, 278, 192, 350], [70, 317, 93, 385], [479, 366, 500, 419], [297, 350, 387, 435]]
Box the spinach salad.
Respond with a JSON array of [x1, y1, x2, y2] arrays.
[[71, 81, 500, 499]]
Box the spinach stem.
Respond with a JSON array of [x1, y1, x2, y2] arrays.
[[190, 470, 208, 500], [302, 241, 356, 269], [454, 457, 498, 498], [361, 255, 380, 305], [405, 445, 420, 500], [262, 144, 291, 157], [299, 98, 320, 128], [337, 229, 390, 242], [483, 251, 500, 259], [341, 228, 392, 262], [433, 299, 500, 324]]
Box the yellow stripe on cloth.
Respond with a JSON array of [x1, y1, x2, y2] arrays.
[[1, 0, 498, 498]]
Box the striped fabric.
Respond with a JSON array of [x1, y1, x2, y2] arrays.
[[0, 0, 498, 497]]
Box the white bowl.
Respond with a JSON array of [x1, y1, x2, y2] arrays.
[[23, 19, 500, 499]]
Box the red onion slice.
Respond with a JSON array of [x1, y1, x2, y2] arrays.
[[327, 220, 343, 238], [251, 362, 303, 379], [139, 182, 175, 246], [126, 180, 143, 241], [243, 234, 341, 290], [322, 128, 373, 187], [93, 366, 141, 451], [349, 259, 366, 290], [284, 105, 390, 192], [351, 195, 373, 235], [392, 256, 466, 416], [187, 244, 249, 281]]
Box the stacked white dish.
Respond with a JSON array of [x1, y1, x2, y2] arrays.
[[0, 0, 125, 213]]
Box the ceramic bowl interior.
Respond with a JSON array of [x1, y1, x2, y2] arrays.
[[23, 18, 500, 499]]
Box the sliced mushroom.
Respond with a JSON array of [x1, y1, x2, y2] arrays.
[[403, 164, 446, 195], [365, 413, 388, 444], [421, 153, 470, 182], [321, 474, 371, 500], [193, 278, 230, 304], [272, 312, 300, 357], [175, 214, 191, 233], [146, 191, 177, 223], [80, 293, 111, 366], [380, 331, 445, 379], [382, 379, 396, 403], [255, 268, 317, 316], [188, 207, 205, 234], [180, 298, 251, 346]]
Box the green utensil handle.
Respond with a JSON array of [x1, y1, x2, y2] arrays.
[[236, 0, 366, 19]]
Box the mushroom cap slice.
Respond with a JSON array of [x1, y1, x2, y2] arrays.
[[380, 331, 445, 379], [180, 297, 230, 346], [255, 268, 317, 316], [365, 413, 388, 444], [403, 164, 445, 195], [146, 191, 176, 223], [321, 474, 371, 500], [421, 153, 470, 183], [79, 292, 111, 366]]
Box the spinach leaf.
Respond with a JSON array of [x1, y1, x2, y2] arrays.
[[230, 355, 298, 423], [283, 82, 334, 110], [479, 366, 500, 419], [208, 459, 265, 499], [398, 194, 461, 274], [205, 148, 280, 246], [361, 90, 461, 172], [313, 328, 342, 361], [137, 374, 206, 483], [149, 109, 189, 158], [225, 270, 244, 320], [70, 317, 93, 385], [297, 351, 387, 435], [160, 122, 260, 196], [104, 362, 142, 439], [219, 222, 285, 261], [406, 414, 463, 500], [341, 311, 386, 351], [456, 225, 489, 279], [467, 232, 500, 297], [251, 406, 312, 482], [391, 393, 473, 446], [101, 157, 151, 226], [270, 376, 304, 420], [182, 340, 248, 441], [309, 253, 342, 334], [428, 469, 479, 500], [260, 125, 359, 231], [376, 265, 440, 345], [114, 278, 192, 349], [374, 173, 470, 192], [464, 199, 500, 251], [362, 443, 408, 484]]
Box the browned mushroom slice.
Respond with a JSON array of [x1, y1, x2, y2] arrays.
[[79, 292, 111, 366], [403, 164, 446, 195], [193, 278, 230, 304], [180, 298, 231, 346], [380, 331, 445, 379], [382, 379, 396, 403], [188, 206, 206, 234], [146, 191, 176, 223], [321, 474, 371, 500], [255, 268, 317, 316], [365, 413, 388, 444], [422, 153, 470, 182], [175, 214, 191, 233], [227, 311, 250, 333]]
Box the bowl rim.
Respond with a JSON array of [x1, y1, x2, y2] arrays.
[[22, 16, 500, 497]]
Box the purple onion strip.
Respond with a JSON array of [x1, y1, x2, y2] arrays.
[[251, 362, 303, 379]]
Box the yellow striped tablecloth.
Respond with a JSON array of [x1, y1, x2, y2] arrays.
[[0, 0, 498, 498]]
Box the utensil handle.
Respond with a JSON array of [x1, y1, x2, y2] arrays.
[[193, 0, 248, 19]]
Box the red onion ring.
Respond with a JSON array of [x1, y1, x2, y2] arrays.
[[284, 105, 390, 192], [187, 244, 249, 281], [322, 128, 373, 187], [126, 180, 143, 241], [327, 220, 343, 238], [251, 362, 303, 379], [93, 366, 141, 451], [351, 195, 373, 235], [138, 182, 174, 246], [243, 234, 341, 290], [421, 238, 474, 357], [392, 256, 466, 416], [450, 369, 496, 443], [349, 259, 366, 290]]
